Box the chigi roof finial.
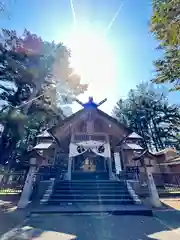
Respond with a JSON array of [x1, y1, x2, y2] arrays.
[[75, 96, 107, 109]]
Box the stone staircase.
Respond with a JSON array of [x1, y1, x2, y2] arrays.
[[48, 179, 135, 206], [37, 172, 152, 215]]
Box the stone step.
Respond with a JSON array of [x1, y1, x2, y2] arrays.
[[55, 180, 124, 184], [54, 189, 130, 194], [54, 183, 127, 187], [71, 177, 109, 180], [54, 187, 128, 191], [50, 194, 133, 200], [71, 173, 109, 180], [48, 199, 135, 205], [54, 183, 126, 186], [48, 179, 134, 207], [31, 205, 152, 216]]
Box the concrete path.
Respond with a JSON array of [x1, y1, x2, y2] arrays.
[[1, 213, 180, 240]]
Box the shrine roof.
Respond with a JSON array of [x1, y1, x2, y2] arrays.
[[152, 148, 177, 156], [25, 149, 44, 159], [123, 143, 143, 150], [33, 142, 54, 149], [48, 108, 133, 136], [158, 157, 180, 165], [127, 132, 142, 139], [37, 130, 51, 138]]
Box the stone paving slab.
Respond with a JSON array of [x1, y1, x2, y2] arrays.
[[154, 209, 180, 229], [1, 214, 180, 239], [0, 206, 29, 236], [31, 204, 152, 216]]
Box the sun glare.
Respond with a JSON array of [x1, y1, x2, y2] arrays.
[[65, 26, 116, 100]]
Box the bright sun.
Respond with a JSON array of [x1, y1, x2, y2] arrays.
[[65, 26, 116, 100]]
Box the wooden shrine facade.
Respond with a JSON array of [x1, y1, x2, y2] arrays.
[[33, 98, 147, 180]]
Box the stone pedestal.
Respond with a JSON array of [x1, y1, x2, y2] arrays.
[[147, 170, 162, 207], [114, 152, 122, 174], [18, 158, 37, 209], [0, 174, 3, 183]]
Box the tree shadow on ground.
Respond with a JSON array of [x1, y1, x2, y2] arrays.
[[0, 194, 29, 236], [154, 201, 180, 230], [2, 212, 180, 240]]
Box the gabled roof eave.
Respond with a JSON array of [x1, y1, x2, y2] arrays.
[[48, 108, 133, 140]]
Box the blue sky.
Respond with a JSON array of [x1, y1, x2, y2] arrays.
[[1, 0, 179, 113]]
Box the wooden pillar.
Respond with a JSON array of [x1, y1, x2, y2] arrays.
[[67, 133, 74, 180], [87, 111, 94, 134], [105, 137, 113, 179], [104, 157, 106, 171], [72, 156, 75, 172], [108, 157, 113, 180], [53, 146, 58, 165], [67, 157, 72, 180], [120, 147, 125, 170], [114, 152, 122, 174]]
